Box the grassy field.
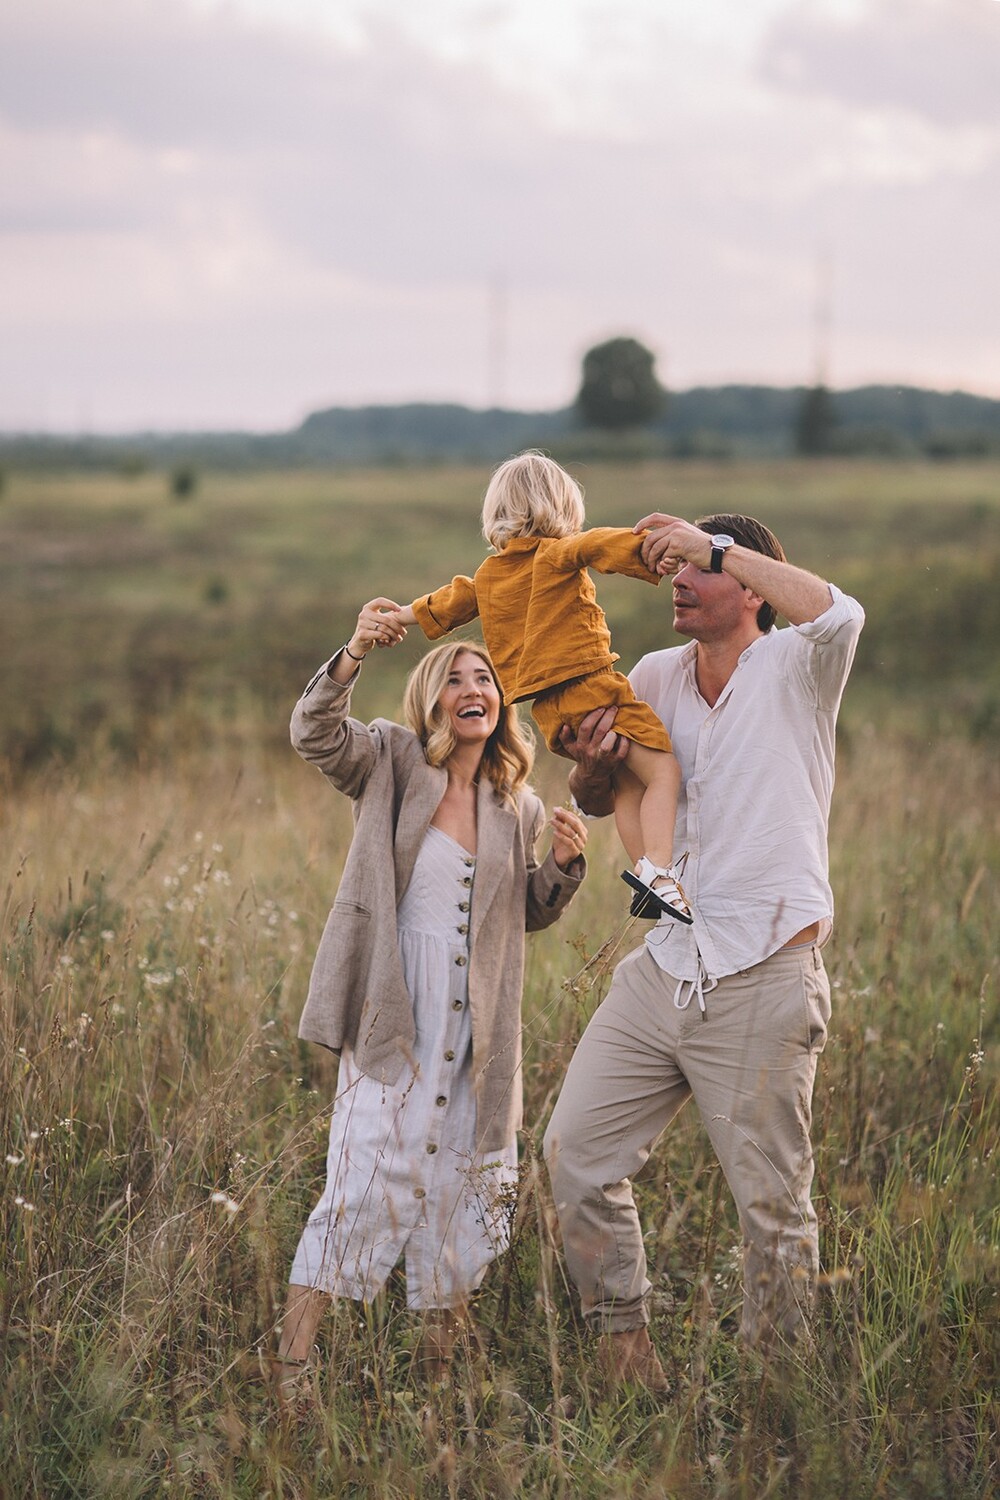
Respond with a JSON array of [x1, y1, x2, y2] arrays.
[[1, 461, 998, 1497]]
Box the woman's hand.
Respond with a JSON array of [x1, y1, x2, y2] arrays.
[[348, 598, 408, 657], [550, 804, 588, 871]]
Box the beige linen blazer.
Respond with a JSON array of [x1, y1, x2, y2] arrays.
[[290, 656, 585, 1153]]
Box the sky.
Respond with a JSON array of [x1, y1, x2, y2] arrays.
[[1, 0, 998, 432]]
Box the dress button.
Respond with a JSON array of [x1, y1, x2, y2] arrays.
[[426, 1143, 438, 1155], [435, 1095, 447, 1107], [444, 1050, 455, 1061], [457, 924, 469, 935], [454, 954, 467, 966], [461, 876, 472, 888], [464, 857, 475, 868], [458, 901, 470, 912], [451, 999, 463, 1011], [414, 1187, 426, 1199]]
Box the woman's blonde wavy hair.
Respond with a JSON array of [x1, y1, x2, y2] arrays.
[[403, 641, 535, 802], [481, 450, 586, 550]]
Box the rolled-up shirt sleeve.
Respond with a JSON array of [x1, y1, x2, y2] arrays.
[[783, 587, 865, 711]]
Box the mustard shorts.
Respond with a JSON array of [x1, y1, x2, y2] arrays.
[[531, 666, 673, 757]]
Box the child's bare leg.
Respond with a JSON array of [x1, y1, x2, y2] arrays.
[[616, 744, 692, 923], [621, 743, 681, 868], [612, 761, 645, 866]]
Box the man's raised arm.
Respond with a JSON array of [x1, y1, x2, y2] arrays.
[[636, 513, 834, 625]]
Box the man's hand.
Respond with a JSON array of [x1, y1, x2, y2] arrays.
[[559, 707, 628, 772], [634, 513, 712, 575], [559, 707, 628, 818]]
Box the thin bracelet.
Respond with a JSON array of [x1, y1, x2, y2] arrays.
[[343, 642, 366, 662]]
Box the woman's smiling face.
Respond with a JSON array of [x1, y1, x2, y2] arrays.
[[438, 649, 502, 746]]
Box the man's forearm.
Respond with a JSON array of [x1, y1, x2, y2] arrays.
[[722, 546, 832, 626], [568, 762, 616, 818]]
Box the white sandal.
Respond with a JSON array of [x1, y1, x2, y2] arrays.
[[621, 856, 694, 924]]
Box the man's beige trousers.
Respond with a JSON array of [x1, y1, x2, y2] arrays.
[[544, 941, 831, 1345]]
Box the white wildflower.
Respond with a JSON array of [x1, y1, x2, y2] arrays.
[[209, 1191, 240, 1215]]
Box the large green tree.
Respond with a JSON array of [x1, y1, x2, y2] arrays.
[[576, 336, 667, 431]]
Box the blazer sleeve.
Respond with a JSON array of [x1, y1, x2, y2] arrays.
[[289, 655, 379, 799], [411, 575, 480, 638], [521, 792, 586, 932], [550, 527, 661, 585]]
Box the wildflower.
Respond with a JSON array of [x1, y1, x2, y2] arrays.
[[6, 1154, 24, 1165], [15, 1197, 36, 1211], [144, 970, 173, 989], [210, 1191, 240, 1215], [101, 929, 116, 942]]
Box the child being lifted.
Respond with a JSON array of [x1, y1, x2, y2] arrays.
[[388, 451, 692, 923]]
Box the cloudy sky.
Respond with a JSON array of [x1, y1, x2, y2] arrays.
[[2, 0, 998, 431]]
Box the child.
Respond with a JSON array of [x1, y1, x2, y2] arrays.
[[389, 452, 692, 923]]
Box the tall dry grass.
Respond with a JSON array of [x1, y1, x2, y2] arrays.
[[2, 719, 996, 1498]]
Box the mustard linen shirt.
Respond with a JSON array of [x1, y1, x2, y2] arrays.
[[411, 528, 660, 705]]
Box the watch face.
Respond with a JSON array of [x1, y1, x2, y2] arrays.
[[712, 534, 735, 548]]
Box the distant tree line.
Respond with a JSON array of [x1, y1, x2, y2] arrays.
[[2, 340, 999, 471]]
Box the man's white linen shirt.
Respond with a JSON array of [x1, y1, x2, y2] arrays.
[[629, 585, 864, 984]]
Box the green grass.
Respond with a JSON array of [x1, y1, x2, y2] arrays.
[[1, 461, 998, 1496], [3, 459, 999, 770]]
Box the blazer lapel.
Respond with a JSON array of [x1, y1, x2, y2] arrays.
[[471, 781, 517, 947], [393, 762, 448, 898]]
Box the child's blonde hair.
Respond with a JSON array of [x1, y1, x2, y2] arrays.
[[481, 451, 586, 550]]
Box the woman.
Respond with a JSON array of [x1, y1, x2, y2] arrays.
[[273, 598, 587, 1395]]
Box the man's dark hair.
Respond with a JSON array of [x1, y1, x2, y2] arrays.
[[696, 513, 786, 632]]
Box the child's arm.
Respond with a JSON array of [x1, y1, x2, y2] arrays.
[[409, 575, 480, 639], [552, 527, 661, 585]]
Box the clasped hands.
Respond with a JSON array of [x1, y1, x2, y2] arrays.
[[348, 598, 409, 656]]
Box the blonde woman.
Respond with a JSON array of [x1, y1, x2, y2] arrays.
[[272, 603, 587, 1396], [388, 452, 693, 924]]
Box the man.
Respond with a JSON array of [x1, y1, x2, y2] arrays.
[[543, 510, 864, 1393]]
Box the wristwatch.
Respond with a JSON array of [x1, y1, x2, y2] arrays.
[[710, 534, 735, 573]]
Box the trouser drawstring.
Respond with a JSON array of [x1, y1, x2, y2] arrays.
[[672, 956, 717, 1019]]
